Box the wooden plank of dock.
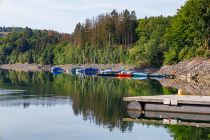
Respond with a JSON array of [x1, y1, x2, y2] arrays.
[[145, 103, 210, 114], [123, 95, 210, 106]]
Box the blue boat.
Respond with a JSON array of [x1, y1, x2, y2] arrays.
[[78, 67, 99, 75], [51, 67, 64, 74]]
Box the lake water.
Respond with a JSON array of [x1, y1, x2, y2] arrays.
[[0, 70, 209, 140]]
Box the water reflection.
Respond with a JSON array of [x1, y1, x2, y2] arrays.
[[0, 89, 25, 95], [0, 69, 209, 139], [126, 111, 210, 127], [0, 96, 71, 108]]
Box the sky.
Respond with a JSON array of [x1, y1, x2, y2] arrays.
[[0, 0, 186, 33]]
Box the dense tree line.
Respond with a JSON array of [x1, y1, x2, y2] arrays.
[[0, 27, 71, 64], [0, 0, 209, 67], [0, 9, 137, 65], [129, 0, 210, 66], [72, 9, 137, 47], [0, 27, 24, 33]]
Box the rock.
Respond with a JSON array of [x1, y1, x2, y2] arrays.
[[158, 58, 210, 82], [158, 58, 210, 95]]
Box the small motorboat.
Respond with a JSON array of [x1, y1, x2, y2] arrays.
[[71, 67, 82, 75], [78, 67, 99, 75], [51, 67, 64, 75], [99, 68, 112, 74], [97, 68, 118, 77], [116, 73, 132, 78], [116, 71, 132, 78], [97, 71, 117, 77], [132, 72, 148, 78]]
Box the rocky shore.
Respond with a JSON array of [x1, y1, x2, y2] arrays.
[[158, 58, 210, 82], [157, 58, 210, 95]]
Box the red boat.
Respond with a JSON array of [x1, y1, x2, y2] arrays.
[[116, 73, 132, 78]]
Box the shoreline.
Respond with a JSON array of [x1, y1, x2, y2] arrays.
[[0, 63, 136, 73], [0, 58, 209, 78], [0, 58, 210, 95], [0, 63, 51, 72], [157, 58, 210, 83]]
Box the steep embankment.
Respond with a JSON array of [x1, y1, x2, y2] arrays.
[[158, 58, 210, 95]]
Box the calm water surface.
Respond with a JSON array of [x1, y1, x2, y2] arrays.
[[0, 70, 209, 140]]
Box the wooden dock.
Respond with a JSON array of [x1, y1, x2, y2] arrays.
[[123, 95, 210, 115], [123, 95, 210, 106]]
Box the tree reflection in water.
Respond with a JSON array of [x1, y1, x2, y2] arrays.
[[1, 69, 209, 138]]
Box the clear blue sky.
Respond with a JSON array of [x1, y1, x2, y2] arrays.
[[0, 0, 186, 33]]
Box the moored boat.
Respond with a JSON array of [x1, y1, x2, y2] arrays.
[[116, 71, 132, 78], [99, 68, 112, 74], [97, 71, 117, 77], [116, 73, 132, 78], [79, 67, 99, 75], [51, 67, 64, 75], [71, 67, 82, 75], [132, 72, 148, 78]]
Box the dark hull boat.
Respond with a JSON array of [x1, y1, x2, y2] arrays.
[[97, 73, 117, 77], [97, 70, 118, 77], [79, 67, 99, 75], [71, 67, 82, 75]]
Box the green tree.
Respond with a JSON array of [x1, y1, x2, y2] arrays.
[[163, 0, 210, 64]]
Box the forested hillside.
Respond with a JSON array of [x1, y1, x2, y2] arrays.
[[163, 0, 210, 64], [0, 0, 209, 67]]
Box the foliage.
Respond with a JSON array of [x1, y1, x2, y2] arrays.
[[168, 125, 210, 140], [0, 28, 70, 64], [128, 16, 171, 67], [163, 0, 210, 64], [0, 0, 209, 66], [0, 10, 136, 65], [72, 9, 137, 47]]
